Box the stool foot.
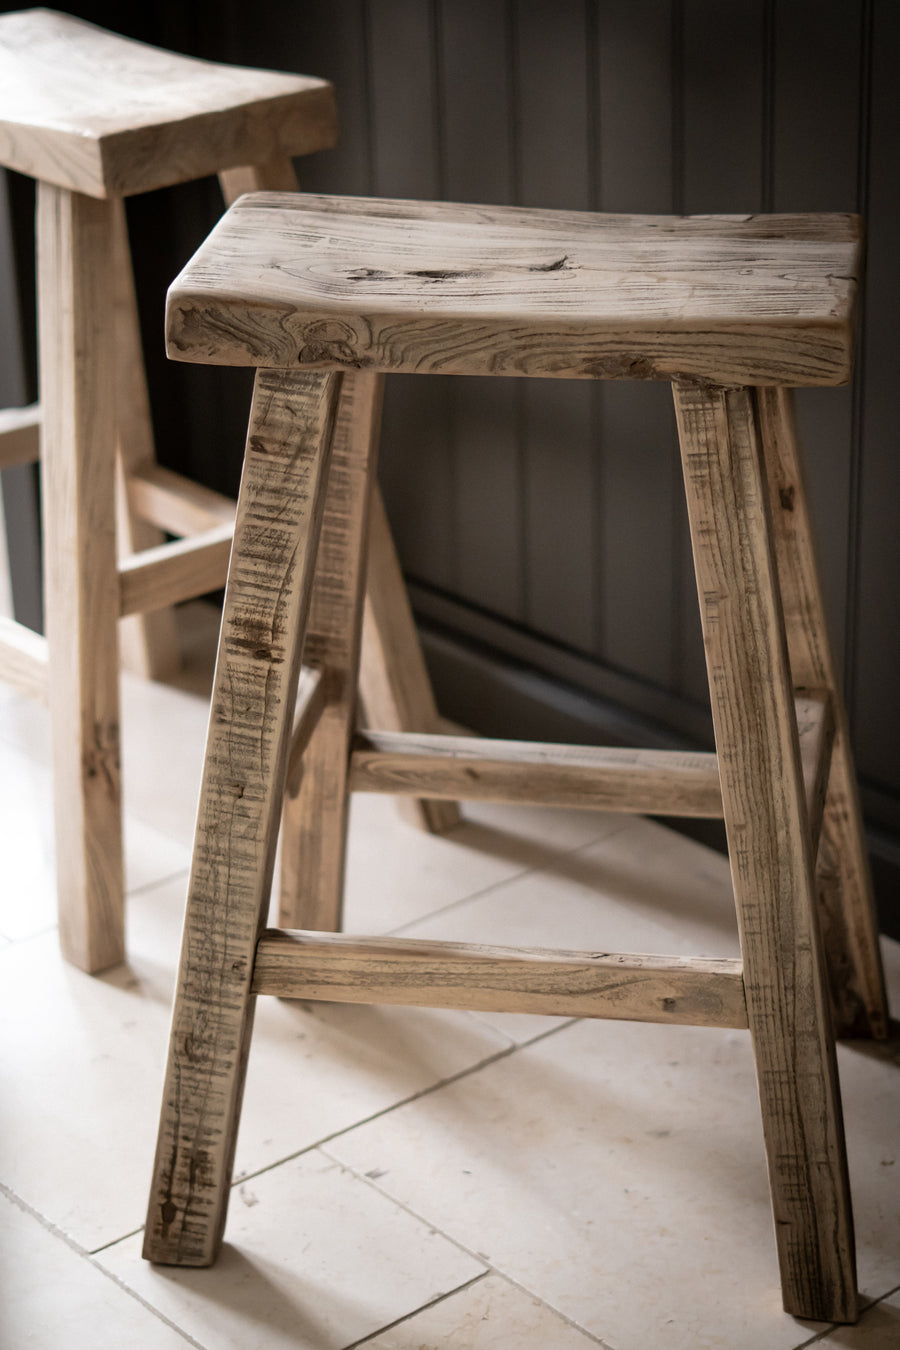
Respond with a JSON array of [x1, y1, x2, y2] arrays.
[[144, 368, 339, 1264], [758, 388, 889, 1040], [38, 184, 125, 974], [278, 372, 382, 932], [675, 382, 857, 1323]]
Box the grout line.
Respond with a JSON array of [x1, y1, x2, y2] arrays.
[[386, 812, 638, 940], [0, 1183, 207, 1349], [318, 1152, 615, 1350], [339, 1270, 491, 1350]]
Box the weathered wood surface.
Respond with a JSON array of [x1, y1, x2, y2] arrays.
[[284, 665, 326, 798], [758, 387, 888, 1040], [279, 370, 380, 932], [350, 730, 723, 816], [0, 402, 39, 468], [128, 462, 236, 536], [674, 380, 856, 1323], [0, 9, 337, 198], [796, 691, 835, 855], [144, 368, 340, 1267], [251, 929, 748, 1028], [118, 522, 234, 617], [166, 194, 859, 387], [38, 184, 124, 974], [111, 196, 181, 680], [0, 615, 48, 704], [360, 484, 461, 833]]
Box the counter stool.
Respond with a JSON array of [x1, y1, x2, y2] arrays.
[[0, 10, 454, 974], [143, 193, 889, 1323]]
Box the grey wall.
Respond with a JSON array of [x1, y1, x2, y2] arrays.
[[2, 0, 898, 924]]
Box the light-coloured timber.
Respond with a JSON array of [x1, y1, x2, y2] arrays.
[[796, 691, 835, 855], [144, 368, 341, 1268], [38, 183, 124, 973], [128, 462, 236, 536], [284, 666, 327, 798], [758, 387, 888, 1039], [360, 487, 461, 833], [279, 370, 381, 932], [0, 616, 48, 704], [166, 194, 860, 387], [674, 381, 856, 1323], [118, 523, 234, 617], [0, 403, 39, 468], [112, 197, 181, 680], [0, 9, 337, 198], [251, 930, 748, 1028], [350, 731, 724, 816]]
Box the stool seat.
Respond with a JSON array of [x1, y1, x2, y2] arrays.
[[165, 193, 860, 386], [0, 9, 337, 198]]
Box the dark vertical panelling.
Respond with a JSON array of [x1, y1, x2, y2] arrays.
[[366, 1, 456, 590], [595, 0, 682, 686], [855, 0, 900, 790], [772, 0, 863, 668], [515, 0, 596, 649], [439, 1, 522, 616], [676, 0, 767, 709]]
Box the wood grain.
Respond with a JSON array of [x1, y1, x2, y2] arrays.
[[127, 462, 236, 536], [118, 522, 234, 617], [251, 930, 748, 1028], [674, 380, 856, 1323], [360, 484, 461, 833], [111, 197, 181, 681], [144, 367, 340, 1267], [37, 184, 124, 973], [0, 9, 337, 198], [165, 194, 859, 387], [284, 665, 326, 798], [350, 730, 723, 816], [279, 370, 381, 932], [757, 387, 888, 1040]]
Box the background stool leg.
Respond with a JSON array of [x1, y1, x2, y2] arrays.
[[360, 490, 461, 834], [111, 198, 182, 681], [757, 387, 888, 1040], [144, 368, 340, 1266], [37, 184, 124, 973], [278, 370, 381, 932], [218, 158, 459, 836], [674, 382, 857, 1324]]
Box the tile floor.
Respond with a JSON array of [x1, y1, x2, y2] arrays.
[[0, 603, 897, 1349]]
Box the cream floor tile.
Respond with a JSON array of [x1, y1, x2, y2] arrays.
[[342, 792, 629, 935], [357, 1272, 603, 1348], [815, 1291, 900, 1348], [97, 1151, 485, 1350], [328, 968, 900, 1350], [0, 734, 190, 941], [396, 815, 738, 1041], [0, 1192, 190, 1349], [0, 871, 510, 1251]]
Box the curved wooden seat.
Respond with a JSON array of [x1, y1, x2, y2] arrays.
[[0, 9, 337, 197], [165, 193, 860, 387]]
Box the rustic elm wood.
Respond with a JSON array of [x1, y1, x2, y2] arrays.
[[0, 11, 448, 971], [145, 196, 887, 1323]]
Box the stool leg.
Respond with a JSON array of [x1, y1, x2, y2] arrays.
[[144, 368, 340, 1265], [219, 158, 459, 837], [674, 382, 857, 1323], [111, 199, 182, 682], [757, 388, 888, 1040], [37, 184, 124, 973], [278, 370, 381, 932]]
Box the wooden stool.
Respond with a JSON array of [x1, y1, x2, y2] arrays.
[[0, 11, 455, 974], [143, 193, 889, 1323]]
